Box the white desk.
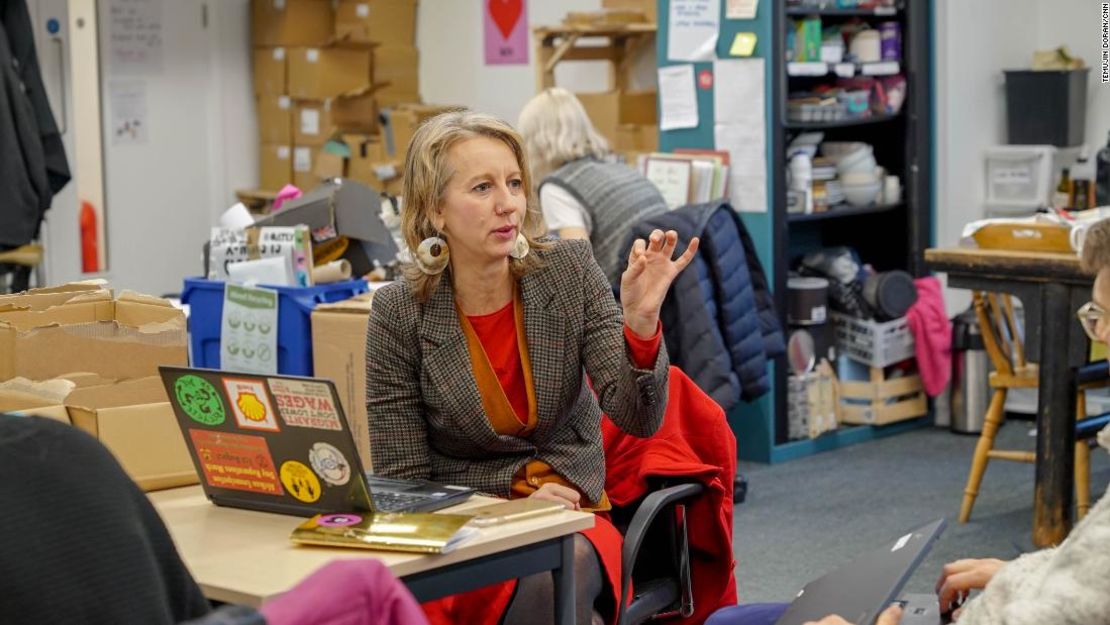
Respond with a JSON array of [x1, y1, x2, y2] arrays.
[[150, 486, 594, 624]]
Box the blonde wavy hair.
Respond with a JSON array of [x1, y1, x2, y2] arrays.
[[400, 110, 549, 302], [517, 87, 610, 187]]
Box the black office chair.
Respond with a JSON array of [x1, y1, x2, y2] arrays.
[[613, 480, 706, 625]]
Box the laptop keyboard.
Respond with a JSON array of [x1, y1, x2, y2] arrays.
[[370, 490, 426, 512]]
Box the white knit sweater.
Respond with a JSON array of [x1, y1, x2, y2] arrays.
[[958, 426, 1110, 625]]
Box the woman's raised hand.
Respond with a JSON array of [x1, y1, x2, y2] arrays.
[[619, 229, 699, 337]]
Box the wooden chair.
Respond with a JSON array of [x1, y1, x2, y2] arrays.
[[959, 292, 1106, 523]]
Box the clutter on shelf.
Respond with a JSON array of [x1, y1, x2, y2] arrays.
[[786, 134, 901, 214]]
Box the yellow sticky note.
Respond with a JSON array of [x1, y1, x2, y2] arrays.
[[729, 32, 757, 57]]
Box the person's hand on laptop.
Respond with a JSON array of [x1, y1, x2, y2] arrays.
[[936, 558, 1006, 618], [804, 604, 903, 625], [528, 482, 582, 510]]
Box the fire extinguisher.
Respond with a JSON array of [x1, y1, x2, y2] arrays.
[[80, 201, 99, 273]]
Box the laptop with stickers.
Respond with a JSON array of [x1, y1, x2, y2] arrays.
[[158, 366, 474, 517]]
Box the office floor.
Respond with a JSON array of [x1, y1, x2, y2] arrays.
[[732, 423, 1110, 603]]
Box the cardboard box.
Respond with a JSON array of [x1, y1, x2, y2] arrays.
[[314, 149, 346, 180], [260, 143, 293, 190], [577, 90, 658, 145], [602, 0, 657, 22], [344, 133, 386, 184], [615, 123, 658, 152], [293, 145, 322, 190], [0, 376, 74, 422], [373, 46, 419, 104], [311, 292, 375, 469], [335, 0, 417, 46], [383, 103, 458, 157], [293, 100, 336, 145], [65, 377, 197, 491], [330, 91, 380, 132], [0, 287, 187, 382], [289, 47, 373, 100], [258, 95, 293, 144], [253, 46, 288, 95], [252, 0, 334, 47]]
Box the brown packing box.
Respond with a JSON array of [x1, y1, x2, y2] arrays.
[[344, 133, 386, 185], [293, 145, 322, 190], [311, 291, 375, 469], [615, 123, 658, 152], [314, 149, 346, 180], [601, 0, 657, 22], [384, 103, 458, 157], [260, 143, 293, 190], [373, 46, 419, 104], [293, 100, 336, 145], [258, 95, 293, 144], [252, 0, 334, 47], [335, 0, 417, 47], [65, 377, 197, 491], [0, 287, 187, 382], [0, 376, 74, 422], [253, 46, 288, 95], [330, 91, 380, 133], [288, 47, 373, 100], [576, 90, 657, 145]]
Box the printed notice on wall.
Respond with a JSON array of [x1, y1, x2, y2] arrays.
[[108, 0, 163, 74], [109, 80, 148, 145], [713, 59, 766, 213], [221, 284, 279, 375], [668, 0, 720, 62]]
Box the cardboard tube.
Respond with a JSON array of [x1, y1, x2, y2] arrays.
[[312, 259, 352, 284]]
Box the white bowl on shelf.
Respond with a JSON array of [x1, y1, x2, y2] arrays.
[[820, 141, 869, 162], [836, 147, 878, 176], [840, 170, 879, 186], [841, 181, 882, 207]]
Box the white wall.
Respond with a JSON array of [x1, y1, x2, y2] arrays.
[[418, 0, 656, 123]]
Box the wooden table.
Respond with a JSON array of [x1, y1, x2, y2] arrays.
[[150, 487, 595, 624], [925, 247, 1092, 546]]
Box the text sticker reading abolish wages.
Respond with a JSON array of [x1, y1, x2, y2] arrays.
[[268, 378, 343, 431]]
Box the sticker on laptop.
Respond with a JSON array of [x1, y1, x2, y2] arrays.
[[317, 513, 363, 527], [267, 378, 343, 431], [175, 375, 226, 426], [189, 429, 283, 496], [308, 442, 351, 486], [281, 460, 322, 503], [223, 377, 281, 432]]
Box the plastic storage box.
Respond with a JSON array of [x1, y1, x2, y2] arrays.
[[1004, 69, 1089, 147], [182, 278, 370, 376], [983, 145, 1056, 212], [830, 312, 915, 368]]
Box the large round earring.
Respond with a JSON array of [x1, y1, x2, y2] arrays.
[[509, 232, 530, 260], [415, 235, 449, 275]]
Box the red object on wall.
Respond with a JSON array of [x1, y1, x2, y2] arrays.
[[80, 201, 99, 273]]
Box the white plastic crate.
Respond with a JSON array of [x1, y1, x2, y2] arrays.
[[831, 312, 915, 368], [983, 145, 1056, 212]]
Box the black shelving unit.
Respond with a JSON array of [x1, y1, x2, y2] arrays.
[[770, 1, 933, 449]]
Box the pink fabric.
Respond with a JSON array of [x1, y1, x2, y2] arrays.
[[260, 560, 429, 625], [272, 184, 303, 213], [905, 277, 952, 397]]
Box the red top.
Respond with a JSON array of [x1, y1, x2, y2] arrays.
[[466, 301, 662, 424]]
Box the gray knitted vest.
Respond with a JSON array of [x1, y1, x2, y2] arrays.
[[542, 158, 669, 285]]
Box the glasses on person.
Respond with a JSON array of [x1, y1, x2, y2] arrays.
[[1076, 301, 1108, 342]]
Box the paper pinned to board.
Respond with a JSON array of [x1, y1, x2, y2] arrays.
[[726, 0, 759, 20], [713, 58, 765, 125], [667, 0, 720, 62], [712, 59, 767, 213], [658, 65, 699, 131]]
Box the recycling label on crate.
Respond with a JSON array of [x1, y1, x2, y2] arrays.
[[221, 284, 279, 375]]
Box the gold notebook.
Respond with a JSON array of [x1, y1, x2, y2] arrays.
[[290, 511, 479, 554]]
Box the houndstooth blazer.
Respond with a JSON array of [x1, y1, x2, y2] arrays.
[[364, 239, 669, 502]]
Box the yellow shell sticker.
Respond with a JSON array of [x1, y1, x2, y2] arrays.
[[280, 460, 321, 503]]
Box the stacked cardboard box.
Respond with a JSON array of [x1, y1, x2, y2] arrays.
[[576, 90, 659, 164], [252, 0, 424, 194]]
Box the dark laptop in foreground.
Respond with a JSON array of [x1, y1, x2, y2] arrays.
[[776, 519, 948, 625], [159, 366, 473, 516]]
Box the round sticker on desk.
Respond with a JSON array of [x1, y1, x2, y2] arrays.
[[175, 375, 225, 426], [280, 460, 321, 503], [309, 442, 351, 486], [318, 513, 362, 527]]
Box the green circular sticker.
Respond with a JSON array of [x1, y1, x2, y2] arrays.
[[174, 375, 225, 426]]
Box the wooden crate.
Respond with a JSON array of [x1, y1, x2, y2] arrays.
[[839, 365, 927, 426]]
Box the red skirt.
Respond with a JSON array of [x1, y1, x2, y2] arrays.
[[421, 512, 624, 625]]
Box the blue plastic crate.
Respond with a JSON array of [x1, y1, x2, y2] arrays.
[[182, 278, 370, 376]]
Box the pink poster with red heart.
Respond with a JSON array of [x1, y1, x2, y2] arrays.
[[484, 0, 529, 65]]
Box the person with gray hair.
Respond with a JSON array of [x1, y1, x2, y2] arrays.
[[518, 87, 669, 285]]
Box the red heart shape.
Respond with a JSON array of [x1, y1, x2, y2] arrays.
[[488, 0, 522, 40]]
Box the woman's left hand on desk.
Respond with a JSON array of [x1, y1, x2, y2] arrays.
[[620, 229, 698, 338], [528, 483, 582, 510]]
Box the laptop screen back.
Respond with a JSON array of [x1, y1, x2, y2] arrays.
[[775, 519, 946, 625], [159, 366, 373, 515]]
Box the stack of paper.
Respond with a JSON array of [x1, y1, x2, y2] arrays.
[[639, 150, 731, 209]]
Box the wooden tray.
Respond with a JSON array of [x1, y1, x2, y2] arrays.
[[971, 222, 1073, 253]]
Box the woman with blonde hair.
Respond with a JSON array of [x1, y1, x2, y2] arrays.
[[365, 110, 698, 624], [518, 87, 669, 285]]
